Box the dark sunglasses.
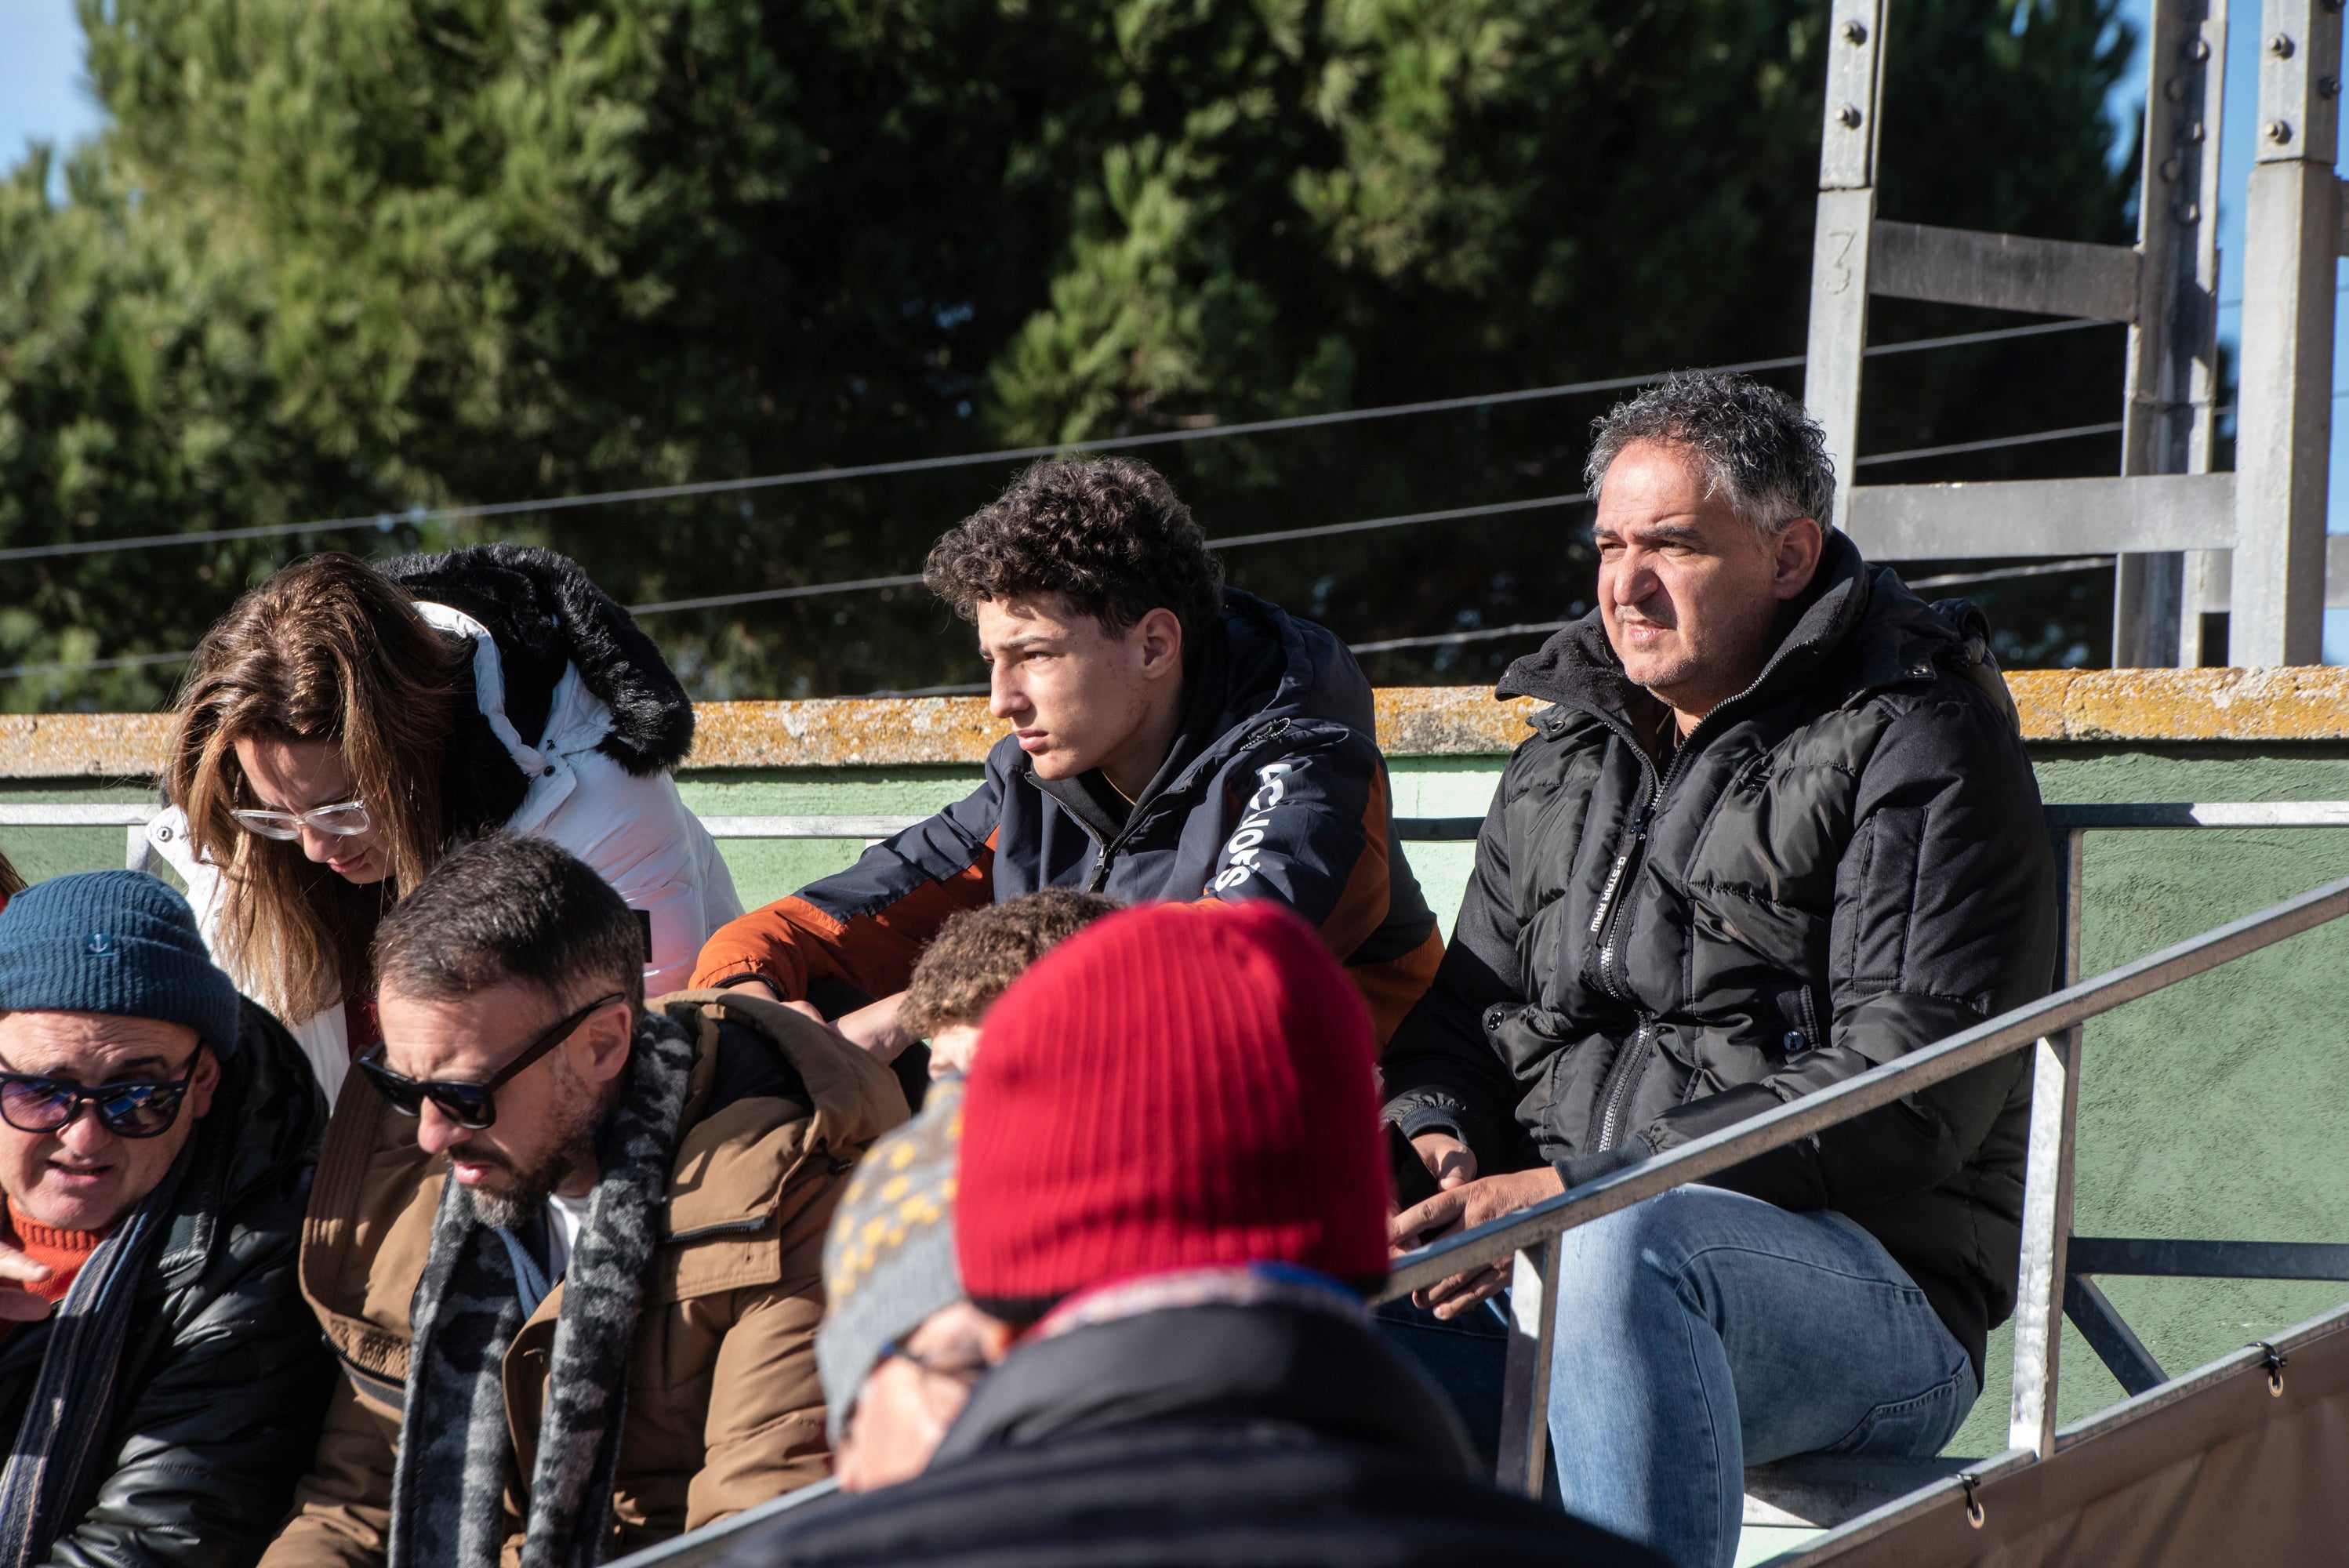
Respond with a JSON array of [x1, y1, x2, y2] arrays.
[[0, 1057, 200, 1139], [358, 993, 626, 1131]]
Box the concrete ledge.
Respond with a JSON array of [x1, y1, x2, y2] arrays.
[[2007, 667, 2349, 742], [5, 670, 2347, 779]]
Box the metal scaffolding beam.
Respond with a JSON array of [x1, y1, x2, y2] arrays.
[[1803, 0, 2340, 670]]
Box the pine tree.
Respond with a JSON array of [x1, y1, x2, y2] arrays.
[[0, 0, 2137, 707]]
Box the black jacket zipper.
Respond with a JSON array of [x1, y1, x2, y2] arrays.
[[1585, 775, 1658, 1152], [1548, 583, 1911, 1153]]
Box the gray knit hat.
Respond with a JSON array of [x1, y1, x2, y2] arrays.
[[0, 871, 242, 1061], [817, 1076, 964, 1443]]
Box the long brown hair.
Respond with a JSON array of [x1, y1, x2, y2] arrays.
[[165, 554, 469, 1022]]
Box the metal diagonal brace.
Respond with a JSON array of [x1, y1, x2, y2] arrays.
[[2064, 1274, 2167, 1396]]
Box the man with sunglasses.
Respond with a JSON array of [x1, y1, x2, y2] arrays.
[[263, 833, 907, 1568], [0, 869, 331, 1566]]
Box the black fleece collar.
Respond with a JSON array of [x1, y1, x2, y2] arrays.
[[931, 1303, 1478, 1477]]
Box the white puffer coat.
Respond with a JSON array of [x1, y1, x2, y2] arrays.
[[151, 549, 740, 1102]]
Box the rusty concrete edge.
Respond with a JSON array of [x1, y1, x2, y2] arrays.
[[7, 670, 2349, 779]]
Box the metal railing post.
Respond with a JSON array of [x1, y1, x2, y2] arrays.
[[1804, 0, 1888, 526], [2115, 0, 2228, 666], [2231, 0, 2340, 666], [2007, 826, 2086, 1456], [1494, 1238, 1560, 1497]]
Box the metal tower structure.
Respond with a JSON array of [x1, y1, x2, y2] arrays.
[[1804, 0, 2341, 668]]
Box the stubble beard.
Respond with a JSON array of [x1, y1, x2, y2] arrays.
[[458, 1075, 604, 1232]]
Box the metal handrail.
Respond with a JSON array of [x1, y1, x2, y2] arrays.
[[1380, 863, 2349, 1299]]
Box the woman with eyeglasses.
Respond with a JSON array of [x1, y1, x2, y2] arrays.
[[149, 546, 741, 1101]]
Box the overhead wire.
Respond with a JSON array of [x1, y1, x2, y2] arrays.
[[0, 318, 2137, 681], [0, 315, 2115, 569]]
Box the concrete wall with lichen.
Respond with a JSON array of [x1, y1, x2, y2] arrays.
[[4, 677, 2349, 1465]]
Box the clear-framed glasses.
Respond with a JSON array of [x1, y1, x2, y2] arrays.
[[230, 799, 372, 840]]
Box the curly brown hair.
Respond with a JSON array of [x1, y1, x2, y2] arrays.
[[923, 458, 1225, 646], [899, 888, 1122, 1039]]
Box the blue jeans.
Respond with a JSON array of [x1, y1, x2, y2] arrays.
[[1548, 1186, 1976, 1568], [1372, 1295, 1512, 1472]]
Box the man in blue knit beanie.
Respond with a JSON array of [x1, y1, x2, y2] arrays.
[[0, 870, 331, 1566]]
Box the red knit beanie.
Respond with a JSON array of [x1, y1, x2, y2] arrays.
[[955, 898, 1389, 1316]]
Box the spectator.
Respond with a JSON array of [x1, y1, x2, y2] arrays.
[[814, 1077, 997, 1493], [895, 888, 1118, 1077], [1380, 373, 2059, 1568], [0, 871, 329, 1566], [261, 835, 905, 1568], [691, 458, 1441, 1060], [724, 901, 1661, 1568], [808, 889, 1112, 1490], [153, 546, 741, 1102]]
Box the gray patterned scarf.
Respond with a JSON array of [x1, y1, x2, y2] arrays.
[[387, 1009, 695, 1568], [0, 1138, 197, 1568]]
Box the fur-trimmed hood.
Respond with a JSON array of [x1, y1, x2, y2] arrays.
[[380, 543, 694, 778]]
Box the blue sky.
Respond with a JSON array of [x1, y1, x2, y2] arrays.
[[0, 0, 2340, 658], [2104, 1, 2349, 656], [0, 2, 101, 193]]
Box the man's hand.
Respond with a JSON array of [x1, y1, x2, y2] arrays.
[[0, 1242, 53, 1323], [1385, 1167, 1564, 1320], [1411, 1131, 1477, 1191]]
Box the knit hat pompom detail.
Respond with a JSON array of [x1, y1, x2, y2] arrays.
[[0, 872, 242, 1062], [955, 899, 1386, 1309]]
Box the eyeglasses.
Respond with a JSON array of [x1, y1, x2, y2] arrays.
[[358, 993, 626, 1131], [0, 1058, 200, 1139], [880, 1337, 988, 1385], [230, 798, 372, 840]]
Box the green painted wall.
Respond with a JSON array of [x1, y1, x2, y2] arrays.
[[6, 743, 2347, 1463]]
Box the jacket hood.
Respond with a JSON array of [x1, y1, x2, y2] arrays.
[[931, 1301, 1477, 1476], [380, 543, 694, 777], [1496, 529, 1986, 731], [1211, 586, 1375, 737], [664, 989, 909, 1160]]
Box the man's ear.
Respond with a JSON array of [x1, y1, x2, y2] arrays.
[[1131, 607, 1184, 681], [185, 1047, 223, 1121], [577, 1003, 637, 1087], [1771, 517, 1826, 601]]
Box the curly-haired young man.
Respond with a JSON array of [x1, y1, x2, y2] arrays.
[[692, 457, 1443, 1057]]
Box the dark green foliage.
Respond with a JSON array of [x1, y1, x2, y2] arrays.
[[0, 0, 2138, 707]]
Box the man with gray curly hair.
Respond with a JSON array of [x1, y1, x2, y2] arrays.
[[1380, 373, 2057, 1568]]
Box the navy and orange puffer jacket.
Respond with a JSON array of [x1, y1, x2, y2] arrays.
[[692, 588, 1443, 1042]]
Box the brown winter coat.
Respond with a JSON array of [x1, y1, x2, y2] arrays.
[[260, 989, 909, 1568]]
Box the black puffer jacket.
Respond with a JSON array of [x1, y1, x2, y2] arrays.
[[722, 1303, 1661, 1567], [0, 1002, 331, 1566], [1383, 532, 2058, 1377]]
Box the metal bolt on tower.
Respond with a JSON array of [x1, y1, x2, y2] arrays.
[[1803, 0, 2344, 668]]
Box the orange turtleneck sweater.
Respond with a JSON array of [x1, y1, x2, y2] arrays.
[[2, 1200, 104, 1330]]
